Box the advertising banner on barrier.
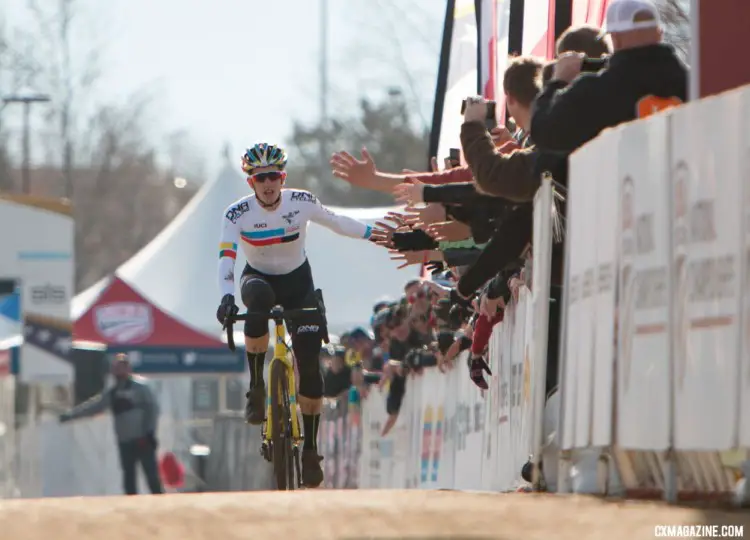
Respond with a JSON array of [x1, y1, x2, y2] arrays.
[[562, 149, 586, 451], [740, 89, 750, 448], [592, 129, 618, 447], [670, 96, 742, 450], [617, 117, 672, 451], [573, 151, 597, 450], [352, 290, 536, 493]]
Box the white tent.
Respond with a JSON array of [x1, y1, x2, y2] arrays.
[[73, 163, 415, 337]]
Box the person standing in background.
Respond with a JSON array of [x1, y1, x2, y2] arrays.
[[59, 353, 163, 495]]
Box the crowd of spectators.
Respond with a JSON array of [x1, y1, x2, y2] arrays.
[[321, 0, 688, 485]]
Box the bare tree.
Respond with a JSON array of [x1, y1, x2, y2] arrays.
[[19, 0, 103, 198], [0, 5, 42, 191], [74, 98, 197, 291], [1, 2, 203, 290]]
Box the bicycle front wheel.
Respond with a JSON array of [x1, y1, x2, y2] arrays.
[[270, 360, 295, 490]]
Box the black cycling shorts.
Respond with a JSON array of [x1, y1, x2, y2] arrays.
[[240, 259, 317, 337], [240, 259, 326, 399]]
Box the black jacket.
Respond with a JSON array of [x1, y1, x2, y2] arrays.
[[530, 44, 688, 154]]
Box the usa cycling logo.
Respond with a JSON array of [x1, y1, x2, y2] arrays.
[[94, 302, 154, 344]]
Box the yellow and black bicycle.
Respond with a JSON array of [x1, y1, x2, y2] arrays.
[[222, 302, 324, 490]]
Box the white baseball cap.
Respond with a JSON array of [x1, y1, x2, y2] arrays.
[[603, 0, 661, 34]]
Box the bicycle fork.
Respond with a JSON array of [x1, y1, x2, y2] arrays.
[[260, 322, 304, 471]]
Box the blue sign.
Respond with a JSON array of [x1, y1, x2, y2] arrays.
[[0, 289, 20, 322], [0, 282, 21, 376], [105, 347, 245, 374]]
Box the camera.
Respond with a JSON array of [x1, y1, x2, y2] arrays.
[[581, 56, 608, 73], [461, 99, 497, 130]]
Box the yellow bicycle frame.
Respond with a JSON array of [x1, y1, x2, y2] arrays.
[[264, 318, 302, 444]]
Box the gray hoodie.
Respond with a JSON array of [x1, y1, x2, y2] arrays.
[[62, 375, 159, 443]]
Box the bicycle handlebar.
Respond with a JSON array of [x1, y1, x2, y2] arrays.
[[222, 306, 322, 352]]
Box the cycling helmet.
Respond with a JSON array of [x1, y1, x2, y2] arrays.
[[241, 143, 287, 174]]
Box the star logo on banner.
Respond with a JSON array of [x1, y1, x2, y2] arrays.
[[37, 329, 52, 343]]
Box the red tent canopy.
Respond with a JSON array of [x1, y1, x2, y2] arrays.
[[74, 277, 222, 348]]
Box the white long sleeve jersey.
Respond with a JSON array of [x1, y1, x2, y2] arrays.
[[218, 189, 372, 296]]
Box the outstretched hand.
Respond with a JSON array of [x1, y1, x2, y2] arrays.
[[425, 220, 471, 242], [369, 212, 410, 248], [393, 179, 425, 205], [402, 203, 446, 228], [388, 249, 428, 270], [330, 148, 376, 187]]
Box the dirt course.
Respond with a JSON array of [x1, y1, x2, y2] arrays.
[[2, 490, 749, 539]]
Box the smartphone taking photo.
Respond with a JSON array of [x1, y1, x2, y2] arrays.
[[446, 148, 461, 169]]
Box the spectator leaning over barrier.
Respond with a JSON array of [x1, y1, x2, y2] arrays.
[[328, 129, 518, 195], [59, 353, 164, 495], [530, 0, 688, 154]]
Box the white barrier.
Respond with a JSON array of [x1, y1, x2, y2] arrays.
[[357, 287, 541, 492], [559, 84, 750, 501], [357, 180, 554, 493]]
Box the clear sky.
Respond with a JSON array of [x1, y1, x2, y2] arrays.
[[2, 0, 444, 181]]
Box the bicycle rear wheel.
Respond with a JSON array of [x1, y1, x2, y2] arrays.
[[270, 360, 295, 490]]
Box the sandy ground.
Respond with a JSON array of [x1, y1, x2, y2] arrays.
[[2, 490, 749, 540]]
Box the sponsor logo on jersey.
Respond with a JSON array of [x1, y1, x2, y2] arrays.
[[94, 302, 154, 344], [296, 324, 319, 333], [288, 225, 300, 233], [281, 210, 300, 225], [254, 223, 267, 229], [225, 201, 250, 224], [290, 191, 316, 203]]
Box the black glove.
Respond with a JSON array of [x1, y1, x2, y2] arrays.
[[216, 293, 239, 324], [469, 356, 492, 390], [391, 230, 438, 251], [426, 261, 445, 274]]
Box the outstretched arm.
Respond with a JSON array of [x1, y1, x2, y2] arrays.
[[307, 195, 373, 240], [61, 389, 111, 421], [330, 149, 405, 194], [218, 204, 242, 297]]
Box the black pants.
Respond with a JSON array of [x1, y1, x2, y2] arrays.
[[241, 260, 326, 399], [118, 440, 164, 495]]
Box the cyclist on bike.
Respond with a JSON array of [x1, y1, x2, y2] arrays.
[[215, 142, 374, 488]]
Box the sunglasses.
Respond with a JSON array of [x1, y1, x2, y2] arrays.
[[250, 171, 285, 183]]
